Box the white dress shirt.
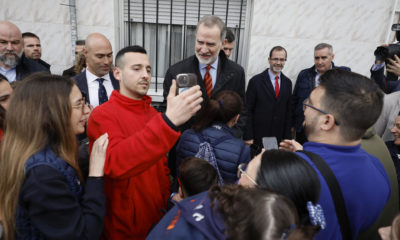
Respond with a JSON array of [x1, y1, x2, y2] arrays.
[[85, 68, 114, 107]]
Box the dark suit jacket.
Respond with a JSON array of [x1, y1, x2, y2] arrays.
[[37, 59, 51, 71], [62, 66, 76, 78], [163, 50, 246, 105], [163, 51, 246, 135], [73, 70, 119, 105], [15, 54, 50, 81], [244, 69, 292, 145]]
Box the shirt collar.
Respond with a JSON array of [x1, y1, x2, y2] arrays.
[[86, 68, 111, 83], [0, 65, 16, 72], [199, 56, 219, 70], [268, 68, 280, 79], [315, 64, 333, 74]]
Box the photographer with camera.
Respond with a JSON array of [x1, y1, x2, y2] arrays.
[[371, 24, 400, 93]]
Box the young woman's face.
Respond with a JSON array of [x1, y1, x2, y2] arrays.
[[0, 80, 12, 110], [69, 85, 89, 135]]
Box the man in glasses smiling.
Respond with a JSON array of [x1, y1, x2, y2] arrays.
[[244, 46, 292, 149], [280, 69, 390, 239]]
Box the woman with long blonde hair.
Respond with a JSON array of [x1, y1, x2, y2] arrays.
[[0, 73, 108, 239]]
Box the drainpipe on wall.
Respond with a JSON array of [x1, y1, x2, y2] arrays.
[[69, 0, 78, 63], [386, 0, 399, 43]]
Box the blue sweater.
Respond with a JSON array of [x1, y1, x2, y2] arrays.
[[16, 147, 105, 240], [176, 123, 251, 183], [297, 142, 391, 239]]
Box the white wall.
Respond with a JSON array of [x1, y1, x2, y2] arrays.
[[0, 0, 118, 75], [1, 0, 397, 83], [246, 0, 396, 83]]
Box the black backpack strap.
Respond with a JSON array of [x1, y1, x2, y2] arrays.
[[298, 150, 353, 239]]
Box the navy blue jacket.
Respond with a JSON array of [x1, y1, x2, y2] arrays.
[[291, 63, 351, 132], [15, 54, 50, 81], [244, 69, 292, 144], [370, 67, 400, 94], [176, 123, 251, 183], [147, 191, 226, 240], [16, 147, 105, 240]]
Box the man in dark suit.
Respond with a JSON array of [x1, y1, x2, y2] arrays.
[[74, 33, 118, 108], [22, 32, 51, 71], [163, 15, 245, 180], [292, 43, 351, 144], [163, 15, 245, 115], [0, 21, 49, 82], [244, 46, 292, 148]]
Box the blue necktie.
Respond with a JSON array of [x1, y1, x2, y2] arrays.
[[96, 78, 108, 105]]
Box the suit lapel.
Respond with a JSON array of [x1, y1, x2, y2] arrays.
[[212, 58, 233, 98], [262, 69, 276, 99], [74, 70, 90, 103]]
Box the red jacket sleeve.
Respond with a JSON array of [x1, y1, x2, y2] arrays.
[[87, 110, 180, 180]]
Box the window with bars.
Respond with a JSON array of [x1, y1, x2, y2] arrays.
[[121, 0, 248, 101]]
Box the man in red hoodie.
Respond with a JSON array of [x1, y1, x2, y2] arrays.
[[87, 45, 203, 239]]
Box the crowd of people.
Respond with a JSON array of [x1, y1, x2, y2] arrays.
[[0, 13, 399, 240]]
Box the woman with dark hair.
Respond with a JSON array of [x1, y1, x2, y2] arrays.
[[176, 90, 250, 183], [238, 149, 324, 231], [0, 73, 108, 240], [147, 184, 315, 240]]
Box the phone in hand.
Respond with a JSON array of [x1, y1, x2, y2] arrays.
[[262, 137, 278, 150], [176, 73, 197, 94]]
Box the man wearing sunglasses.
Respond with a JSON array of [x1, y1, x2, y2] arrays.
[[280, 69, 390, 239]]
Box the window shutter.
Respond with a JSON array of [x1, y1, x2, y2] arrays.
[[124, 0, 246, 28]]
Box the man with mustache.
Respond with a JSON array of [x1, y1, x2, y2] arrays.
[[22, 32, 51, 71], [0, 21, 49, 82], [74, 33, 119, 108], [291, 43, 350, 144], [244, 46, 292, 149]]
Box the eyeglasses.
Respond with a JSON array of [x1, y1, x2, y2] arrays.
[[270, 58, 286, 62], [72, 97, 88, 111], [237, 163, 258, 186], [302, 99, 340, 125]]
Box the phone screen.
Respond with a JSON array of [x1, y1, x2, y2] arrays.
[[262, 137, 278, 150]]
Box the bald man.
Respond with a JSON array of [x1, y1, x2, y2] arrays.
[[0, 21, 49, 82], [74, 33, 119, 107]]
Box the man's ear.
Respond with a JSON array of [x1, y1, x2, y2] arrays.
[[321, 114, 336, 131], [113, 67, 121, 82], [331, 53, 335, 61], [223, 39, 228, 46]]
